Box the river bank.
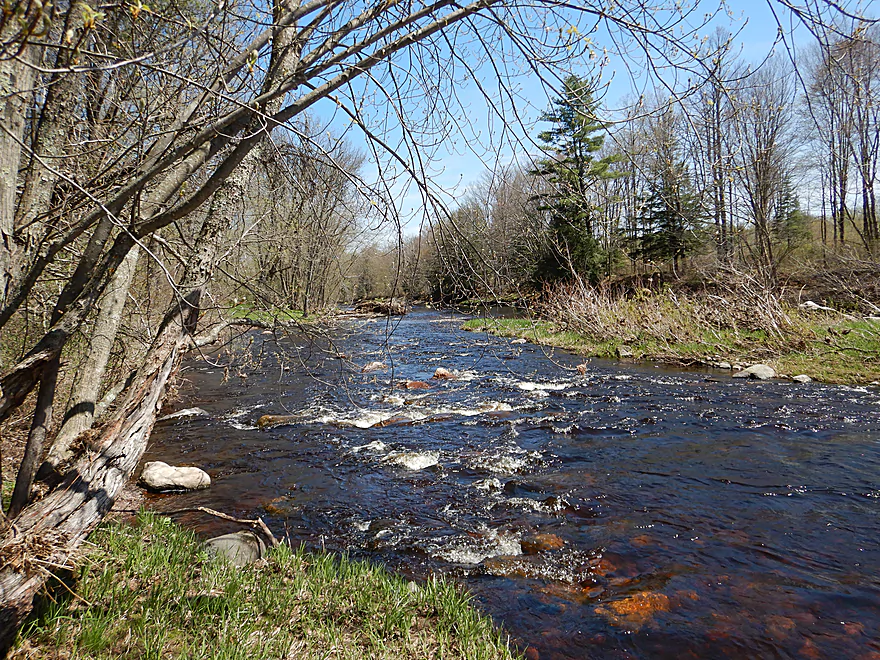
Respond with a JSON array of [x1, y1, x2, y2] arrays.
[[462, 311, 880, 385], [11, 512, 519, 659]]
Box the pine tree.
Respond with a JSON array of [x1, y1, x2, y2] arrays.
[[532, 76, 620, 284], [636, 160, 702, 275], [772, 176, 810, 251]]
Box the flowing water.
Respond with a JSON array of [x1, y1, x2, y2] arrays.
[[145, 308, 880, 659]]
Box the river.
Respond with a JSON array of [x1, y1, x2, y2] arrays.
[[144, 308, 880, 659]]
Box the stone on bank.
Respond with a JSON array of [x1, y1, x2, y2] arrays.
[[204, 530, 267, 567], [732, 364, 776, 380], [139, 460, 211, 491]]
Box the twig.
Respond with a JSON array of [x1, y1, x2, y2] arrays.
[[37, 565, 96, 608], [127, 506, 280, 547]]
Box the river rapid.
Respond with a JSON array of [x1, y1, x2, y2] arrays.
[[145, 308, 880, 659]]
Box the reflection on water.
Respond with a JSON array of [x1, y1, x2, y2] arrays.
[[145, 309, 880, 659]]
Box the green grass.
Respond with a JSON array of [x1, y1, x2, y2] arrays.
[[2, 479, 12, 511], [230, 303, 308, 324], [14, 512, 519, 660], [464, 316, 880, 384]]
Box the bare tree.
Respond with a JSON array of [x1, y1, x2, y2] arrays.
[[732, 58, 801, 280]]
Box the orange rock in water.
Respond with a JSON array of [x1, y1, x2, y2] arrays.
[[765, 615, 796, 640], [844, 622, 865, 636], [537, 582, 604, 604], [263, 495, 296, 516], [521, 533, 565, 554], [257, 414, 300, 429], [631, 534, 653, 547], [373, 416, 411, 428], [799, 638, 822, 660], [673, 589, 700, 604], [590, 557, 617, 577], [404, 380, 432, 389], [594, 591, 671, 632]]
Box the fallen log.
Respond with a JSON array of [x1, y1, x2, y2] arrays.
[[0, 328, 181, 656]]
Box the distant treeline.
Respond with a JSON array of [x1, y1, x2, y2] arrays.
[[350, 26, 879, 302]]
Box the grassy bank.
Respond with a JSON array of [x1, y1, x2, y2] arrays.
[[12, 513, 519, 660], [463, 289, 880, 384], [230, 303, 308, 324]]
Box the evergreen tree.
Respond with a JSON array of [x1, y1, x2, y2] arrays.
[[532, 76, 620, 284], [772, 176, 810, 251], [636, 160, 702, 274]]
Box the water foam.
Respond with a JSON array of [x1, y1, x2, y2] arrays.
[[158, 407, 208, 422], [384, 451, 440, 470], [350, 440, 388, 453], [427, 527, 522, 565]]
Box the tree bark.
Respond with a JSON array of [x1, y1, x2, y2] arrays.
[[0, 45, 36, 308], [41, 245, 142, 475]]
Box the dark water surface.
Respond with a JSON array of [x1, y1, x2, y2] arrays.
[[145, 308, 880, 659]]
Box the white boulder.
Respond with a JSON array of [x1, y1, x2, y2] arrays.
[[139, 461, 211, 491], [732, 364, 776, 380]]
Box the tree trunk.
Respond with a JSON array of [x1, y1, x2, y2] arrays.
[[0, 46, 36, 308], [40, 245, 142, 475]]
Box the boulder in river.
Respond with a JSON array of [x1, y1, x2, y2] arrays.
[[732, 364, 776, 380], [361, 361, 387, 373], [157, 407, 208, 422], [792, 374, 812, 383], [403, 380, 432, 390], [139, 461, 210, 492], [432, 367, 456, 380], [204, 530, 266, 567], [521, 533, 565, 554], [616, 346, 634, 359]]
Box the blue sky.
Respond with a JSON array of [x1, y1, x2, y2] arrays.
[[296, 0, 855, 241]]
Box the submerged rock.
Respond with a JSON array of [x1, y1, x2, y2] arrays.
[[403, 380, 432, 389], [138, 461, 210, 492], [204, 530, 266, 567], [594, 591, 671, 632], [732, 364, 776, 380], [257, 414, 302, 429], [521, 533, 565, 555]]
